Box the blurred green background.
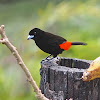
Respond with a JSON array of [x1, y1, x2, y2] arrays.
[[0, 0, 100, 100]]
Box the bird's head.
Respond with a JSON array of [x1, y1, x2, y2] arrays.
[[27, 28, 43, 40]]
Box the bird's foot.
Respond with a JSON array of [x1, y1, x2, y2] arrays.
[[41, 55, 61, 64], [41, 57, 53, 63], [41, 55, 54, 64]]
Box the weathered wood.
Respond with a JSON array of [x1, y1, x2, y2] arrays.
[[40, 57, 100, 100]]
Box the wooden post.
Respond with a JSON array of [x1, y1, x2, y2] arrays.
[[40, 57, 100, 100]]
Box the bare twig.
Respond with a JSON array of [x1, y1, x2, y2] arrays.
[[0, 25, 49, 100]]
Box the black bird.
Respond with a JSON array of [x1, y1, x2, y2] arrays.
[[27, 28, 87, 59]]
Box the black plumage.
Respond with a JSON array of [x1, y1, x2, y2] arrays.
[[27, 28, 87, 58]]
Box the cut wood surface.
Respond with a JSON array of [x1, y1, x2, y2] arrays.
[[40, 57, 100, 100]]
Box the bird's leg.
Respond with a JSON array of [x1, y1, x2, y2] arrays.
[[45, 54, 52, 60], [41, 54, 52, 63]]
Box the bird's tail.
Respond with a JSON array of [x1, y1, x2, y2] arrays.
[[59, 41, 87, 51], [71, 42, 87, 45]]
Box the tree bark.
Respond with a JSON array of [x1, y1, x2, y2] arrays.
[[40, 57, 100, 100]]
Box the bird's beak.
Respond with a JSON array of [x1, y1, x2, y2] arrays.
[[27, 35, 34, 40]]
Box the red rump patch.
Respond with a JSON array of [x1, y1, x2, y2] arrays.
[[59, 41, 72, 50]]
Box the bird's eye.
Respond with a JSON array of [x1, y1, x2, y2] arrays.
[[34, 31, 36, 34]]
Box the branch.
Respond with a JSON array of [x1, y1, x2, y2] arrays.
[[0, 25, 49, 100]]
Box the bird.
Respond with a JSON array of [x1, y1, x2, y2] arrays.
[[27, 28, 87, 59]]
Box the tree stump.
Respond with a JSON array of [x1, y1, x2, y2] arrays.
[[40, 57, 100, 100]]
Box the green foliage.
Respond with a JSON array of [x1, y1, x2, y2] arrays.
[[0, 0, 100, 100]]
